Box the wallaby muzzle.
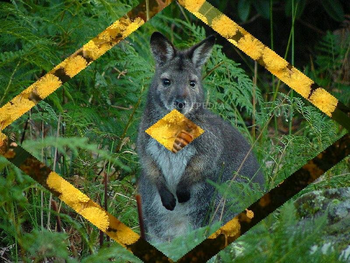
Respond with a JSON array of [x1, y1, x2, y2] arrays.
[[174, 98, 186, 112]]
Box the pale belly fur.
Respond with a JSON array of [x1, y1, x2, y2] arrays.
[[146, 139, 199, 242]]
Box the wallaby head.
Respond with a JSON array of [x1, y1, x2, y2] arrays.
[[148, 32, 215, 116]]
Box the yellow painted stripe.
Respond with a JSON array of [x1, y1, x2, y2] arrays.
[[179, 0, 338, 117], [0, 12, 144, 131]]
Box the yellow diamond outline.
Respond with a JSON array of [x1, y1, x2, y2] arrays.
[[0, 0, 348, 262]]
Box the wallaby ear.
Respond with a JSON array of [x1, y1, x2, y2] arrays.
[[188, 35, 215, 68], [150, 32, 176, 67]]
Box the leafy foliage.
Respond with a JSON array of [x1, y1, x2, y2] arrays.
[[215, 201, 344, 263], [0, 0, 349, 262]]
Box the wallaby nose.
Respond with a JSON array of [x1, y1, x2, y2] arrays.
[[174, 99, 186, 111]]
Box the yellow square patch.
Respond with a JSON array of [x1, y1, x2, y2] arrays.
[[145, 109, 204, 152]]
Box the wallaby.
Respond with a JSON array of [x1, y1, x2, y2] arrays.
[[137, 32, 264, 243]]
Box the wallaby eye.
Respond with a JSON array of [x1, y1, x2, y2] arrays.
[[189, 80, 196, 88], [162, 78, 171, 87]]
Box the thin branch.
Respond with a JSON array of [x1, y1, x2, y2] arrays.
[[0, 60, 21, 106], [136, 194, 145, 240]]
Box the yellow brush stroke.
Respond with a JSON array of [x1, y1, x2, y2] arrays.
[[0, 9, 145, 250], [178, 0, 205, 12], [212, 14, 238, 38], [180, 1, 338, 117], [0, 132, 140, 248], [208, 217, 240, 240], [46, 171, 139, 245], [309, 88, 338, 117], [0, 17, 144, 131]]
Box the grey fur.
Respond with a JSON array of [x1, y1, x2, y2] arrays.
[[137, 32, 264, 243]]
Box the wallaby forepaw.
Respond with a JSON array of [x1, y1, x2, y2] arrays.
[[176, 188, 191, 203], [160, 191, 176, 210]]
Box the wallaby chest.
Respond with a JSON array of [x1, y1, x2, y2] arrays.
[[146, 138, 196, 192]]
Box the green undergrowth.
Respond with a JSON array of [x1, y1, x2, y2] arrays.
[[0, 0, 349, 262]]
